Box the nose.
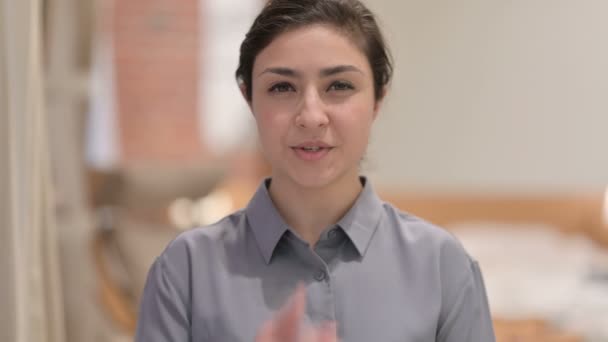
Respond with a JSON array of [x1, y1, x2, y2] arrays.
[[295, 88, 329, 129]]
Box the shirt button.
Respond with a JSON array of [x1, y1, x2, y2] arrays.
[[314, 269, 327, 281], [328, 228, 339, 239]]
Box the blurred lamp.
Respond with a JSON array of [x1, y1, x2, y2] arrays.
[[169, 198, 195, 230], [194, 190, 234, 226]]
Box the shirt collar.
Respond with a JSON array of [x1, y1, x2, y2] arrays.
[[245, 177, 385, 264], [245, 179, 289, 264], [336, 177, 385, 257]]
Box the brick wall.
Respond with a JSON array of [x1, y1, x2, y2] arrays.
[[113, 0, 206, 164]]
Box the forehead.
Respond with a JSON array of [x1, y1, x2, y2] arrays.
[[253, 24, 370, 74]]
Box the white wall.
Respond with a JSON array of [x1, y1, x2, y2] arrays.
[[199, 0, 260, 154], [365, 0, 608, 192], [0, 14, 15, 338]]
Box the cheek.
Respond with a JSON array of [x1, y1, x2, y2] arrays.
[[253, 110, 289, 150], [252, 100, 274, 129], [336, 102, 376, 136]]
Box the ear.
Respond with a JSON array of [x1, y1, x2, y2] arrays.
[[239, 83, 253, 111], [372, 86, 387, 120]]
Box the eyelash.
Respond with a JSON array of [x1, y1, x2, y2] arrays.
[[267, 81, 355, 93], [327, 81, 355, 91], [268, 82, 294, 93]]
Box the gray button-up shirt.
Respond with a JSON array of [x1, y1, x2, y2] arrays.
[[135, 178, 495, 342]]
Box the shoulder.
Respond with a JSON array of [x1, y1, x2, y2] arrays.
[[381, 202, 479, 299], [381, 202, 474, 273], [156, 209, 249, 268], [382, 203, 469, 255]]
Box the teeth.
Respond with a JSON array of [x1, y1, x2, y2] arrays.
[[302, 147, 321, 151]]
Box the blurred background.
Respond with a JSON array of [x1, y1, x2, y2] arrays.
[[1, 0, 608, 341]]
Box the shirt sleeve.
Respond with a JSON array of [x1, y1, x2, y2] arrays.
[[436, 259, 496, 342], [134, 253, 191, 342]]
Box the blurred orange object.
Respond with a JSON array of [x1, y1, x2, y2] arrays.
[[493, 318, 583, 342]]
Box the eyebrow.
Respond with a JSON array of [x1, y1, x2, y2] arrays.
[[257, 65, 363, 78], [258, 67, 299, 78], [320, 65, 363, 77]]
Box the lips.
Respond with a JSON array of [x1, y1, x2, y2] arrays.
[[290, 141, 334, 161], [291, 141, 333, 149]]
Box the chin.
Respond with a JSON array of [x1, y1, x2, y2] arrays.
[[287, 168, 350, 190], [293, 176, 334, 189]]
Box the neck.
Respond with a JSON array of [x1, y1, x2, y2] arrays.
[[268, 172, 363, 246]]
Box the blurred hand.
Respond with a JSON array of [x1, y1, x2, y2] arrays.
[[255, 285, 338, 342]]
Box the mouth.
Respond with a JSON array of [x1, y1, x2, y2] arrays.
[[290, 142, 334, 161], [294, 146, 331, 152]]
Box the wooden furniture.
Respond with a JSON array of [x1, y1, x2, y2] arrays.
[[381, 191, 607, 247], [89, 166, 225, 334], [493, 318, 583, 342]]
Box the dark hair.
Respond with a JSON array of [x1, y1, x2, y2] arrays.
[[236, 0, 393, 102]]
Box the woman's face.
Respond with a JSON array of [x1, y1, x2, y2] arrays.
[[249, 24, 382, 189]]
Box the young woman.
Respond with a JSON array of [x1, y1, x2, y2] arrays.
[[135, 1, 496, 341]]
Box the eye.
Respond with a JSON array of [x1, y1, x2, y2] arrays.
[[327, 81, 355, 92], [268, 82, 295, 93]]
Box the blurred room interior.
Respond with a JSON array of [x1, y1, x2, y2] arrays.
[[1, 0, 608, 341]]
